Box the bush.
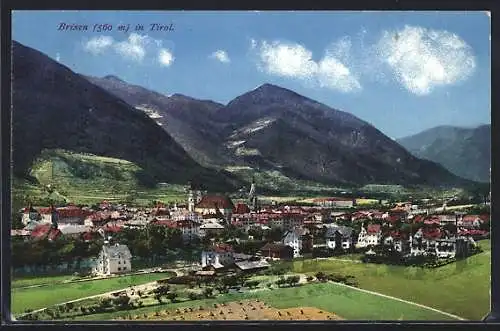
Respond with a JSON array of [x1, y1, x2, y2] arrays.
[[306, 276, 314, 282]]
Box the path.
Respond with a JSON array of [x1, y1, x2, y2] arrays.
[[329, 281, 466, 321], [13, 268, 186, 320]]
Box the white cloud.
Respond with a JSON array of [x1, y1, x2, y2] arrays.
[[252, 39, 361, 93], [210, 50, 231, 63], [55, 53, 61, 62], [82, 33, 174, 67], [83, 36, 115, 55], [114, 33, 154, 62], [375, 25, 476, 95], [158, 48, 174, 67]]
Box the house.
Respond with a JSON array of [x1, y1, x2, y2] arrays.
[[199, 221, 225, 237], [259, 243, 294, 260], [459, 215, 484, 229], [383, 231, 410, 254], [58, 224, 92, 238], [282, 228, 311, 257], [11, 229, 31, 239], [151, 218, 201, 242], [313, 197, 354, 208], [92, 243, 132, 275], [20, 204, 41, 226], [324, 224, 354, 250], [195, 195, 234, 221], [233, 203, 251, 214], [356, 224, 382, 248], [56, 204, 86, 224], [30, 223, 62, 241], [200, 243, 234, 269], [235, 259, 271, 272]]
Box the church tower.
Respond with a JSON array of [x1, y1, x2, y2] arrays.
[[248, 176, 258, 212]]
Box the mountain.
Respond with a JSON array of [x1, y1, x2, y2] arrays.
[[212, 84, 473, 187], [11, 41, 238, 192], [84, 75, 236, 168], [397, 125, 491, 183], [91, 75, 473, 188]]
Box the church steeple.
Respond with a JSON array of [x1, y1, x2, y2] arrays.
[[248, 176, 258, 212]]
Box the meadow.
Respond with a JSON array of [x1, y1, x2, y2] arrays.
[[61, 282, 456, 321], [11, 272, 175, 315], [278, 240, 491, 320]]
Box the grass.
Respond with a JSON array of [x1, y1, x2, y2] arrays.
[[60, 282, 456, 321], [12, 149, 187, 207], [278, 240, 491, 320], [11, 272, 175, 315], [11, 274, 78, 289]]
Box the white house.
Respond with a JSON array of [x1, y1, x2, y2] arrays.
[[92, 243, 132, 276], [201, 243, 234, 269], [356, 224, 382, 248], [282, 228, 310, 258]]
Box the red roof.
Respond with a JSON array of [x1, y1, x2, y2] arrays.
[[479, 214, 489, 222], [367, 224, 381, 234], [103, 225, 122, 233], [422, 228, 442, 240], [31, 224, 61, 241], [462, 215, 481, 223], [234, 203, 251, 214], [389, 231, 407, 239], [388, 215, 400, 223], [211, 243, 234, 253], [57, 206, 84, 218], [196, 195, 234, 209], [413, 215, 424, 223], [458, 229, 488, 236]]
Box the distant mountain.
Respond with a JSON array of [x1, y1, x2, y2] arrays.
[[85, 75, 235, 168], [84, 75, 474, 189], [212, 84, 472, 187], [11, 41, 238, 192], [397, 125, 491, 183]]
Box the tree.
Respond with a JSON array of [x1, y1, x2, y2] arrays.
[[152, 285, 170, 304], [286, 275, 300, 287], [113, 295, 131, 309], [166, 292, 178, 303], [315, 271, 327, 282], [203, 287, 214, 298]]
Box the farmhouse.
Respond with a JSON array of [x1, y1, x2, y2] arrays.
[[259, 243, 294, 260], [92, 243, 132, 276], [201, 243, 234, 269]]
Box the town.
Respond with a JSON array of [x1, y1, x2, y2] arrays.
[[12, 181, 490, 273]]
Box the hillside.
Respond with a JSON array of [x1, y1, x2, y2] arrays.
[[11, 41, 238, 193], [397, 125, 490, 183], [84, 75, 234, 168], [214, 84, 472, 187], [89, 78, 472, 189]]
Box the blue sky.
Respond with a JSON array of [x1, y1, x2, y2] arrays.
[[12, 11, 490, 138]]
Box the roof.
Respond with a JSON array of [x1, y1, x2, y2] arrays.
[[58, 225, 91, 235], [458, 229, 488, 236], [324, 225, 353, 238], [31, 224, 61, 241], [208, 243, 233, 253], [102, 244, 132, 259], [56, 206, 84, 218], [367, 224, 381, 234], [422, 228, 442, 240], [233, 253, 254, 260], [462, 215, 482, 223], [200, 222, 225, 229], [196, 195, 234, 209], [195, 270, 216, 276], [234, 203, 251, 214], [260, 242, 292, 251], [235, 260, 270, 270], [11, 229, 31, 236]]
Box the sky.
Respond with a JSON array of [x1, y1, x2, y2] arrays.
[[12, 11, 491, 139]]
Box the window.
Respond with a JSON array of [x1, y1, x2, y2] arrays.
[[118, 267, 121, 271], [123, 267, 127, 270], [118, 261, 121, 264]]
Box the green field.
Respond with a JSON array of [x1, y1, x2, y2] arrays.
[[278, 240, 491, 320], [12, 149, 186, 209], [11, 272, 175, 315], [12, 274, 78, 289], [60, 282, 456, 321]]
